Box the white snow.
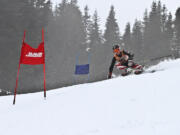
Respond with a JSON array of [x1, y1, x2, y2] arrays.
[[0, 59, 180, 135]]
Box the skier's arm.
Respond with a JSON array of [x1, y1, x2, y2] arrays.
[[123, 50, 131, 56], [108, 57, 116, 78], [123, 50, 134, 60]]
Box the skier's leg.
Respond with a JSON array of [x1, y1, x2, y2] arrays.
[[121, 68, 128, 76], [121, 62, 131, 76], [133, 64, 144, 74]]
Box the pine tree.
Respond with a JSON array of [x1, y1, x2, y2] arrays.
[[35, 0, 53, 35], [54, 4, 59, 17], [142, 9, 149, 60], [149, 1, 161, 34], [70, 0, 78, 6], [174, 8, 180, 57], [57, 0, 68, 15], [123, 22, 132, 51], [160, 4, 172, 56], [143, 1, 172, 60], [89, 10, 102, 48], [87, 11, 104, 82], [157, 1, 162, 27], [47, 1, 87, 86], [144, 1, 162, 58], [132, 20, 143, 61], [164, 12, 174, 56], [36, 0, 46, 7], [104, 5, 120, 46], [162, 4, 167, 32], [82, 5, 92, 46], [165, 13, 173, 42], [143, 9, 149, 31]]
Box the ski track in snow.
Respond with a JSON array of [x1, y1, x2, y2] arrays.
[[0, 59, 180, 135]]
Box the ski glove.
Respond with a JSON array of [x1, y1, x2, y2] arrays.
[[108, 72, 112, 79], [129, 54, 134, 60]]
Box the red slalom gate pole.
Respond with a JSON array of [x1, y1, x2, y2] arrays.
[[42, 28, 46, 99], [13, 63, 21, 105], [13, 31, 25, 105], [43, 63, 46, 99]]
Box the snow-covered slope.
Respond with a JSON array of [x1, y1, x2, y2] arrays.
[[1, 59, 180, 135]]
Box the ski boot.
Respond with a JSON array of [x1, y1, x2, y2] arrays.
[[121, 68, 132, 76]]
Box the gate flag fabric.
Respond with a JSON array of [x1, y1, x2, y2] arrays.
[[13, 29, 46, 105], [20, 42, 45, 65]]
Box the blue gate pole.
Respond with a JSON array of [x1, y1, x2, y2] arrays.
[[74, 52, 80, 85], [87, 51, 91, 83]]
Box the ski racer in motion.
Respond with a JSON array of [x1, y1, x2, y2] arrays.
[[108, 45, 143, 79]]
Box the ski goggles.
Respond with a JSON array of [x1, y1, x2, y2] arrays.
[[113, 48, 120, 53]]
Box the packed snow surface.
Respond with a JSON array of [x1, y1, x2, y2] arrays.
[[0, 59, 180, 135]]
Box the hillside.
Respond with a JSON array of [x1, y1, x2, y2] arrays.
[[0, 59, 180, 135]]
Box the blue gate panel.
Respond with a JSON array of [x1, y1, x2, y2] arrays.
[[75, 64, 89, 75]]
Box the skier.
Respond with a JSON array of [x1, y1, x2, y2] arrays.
[[108, 44, 142, 79]]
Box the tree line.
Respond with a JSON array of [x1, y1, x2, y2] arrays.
[[0, 0, 52, 94], [0, 0, 180, 95]]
